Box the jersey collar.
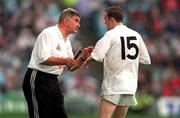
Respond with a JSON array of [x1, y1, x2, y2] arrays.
[[56, 25, 63, 39], [56, 25, 70, 42]]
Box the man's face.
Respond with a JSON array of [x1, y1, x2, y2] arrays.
[[67, 16, 80, 33], [104, 12, 113, 30]]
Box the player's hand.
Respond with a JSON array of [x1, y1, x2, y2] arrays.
[[81, 46, 94, 59], [64, 57, 76, 67]]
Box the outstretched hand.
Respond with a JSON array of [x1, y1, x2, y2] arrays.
[[67, 46, 94, 71], [81, 46, 94, 59]]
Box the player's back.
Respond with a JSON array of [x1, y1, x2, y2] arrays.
[[101, 24, 150, 94], [104, 25, 143, 73]]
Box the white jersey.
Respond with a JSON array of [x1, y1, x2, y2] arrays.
[[28, 25, 74, 75], [91, 24, 151, 95]]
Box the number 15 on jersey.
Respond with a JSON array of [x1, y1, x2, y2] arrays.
[[120, 36, 139, 60]]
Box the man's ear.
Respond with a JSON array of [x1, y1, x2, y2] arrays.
[[110, 17, 115, 22], [63, 18, 69, 25]]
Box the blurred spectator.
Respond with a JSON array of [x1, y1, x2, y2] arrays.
[[63, 70, 98, 99], [0, 66, 6, 99]]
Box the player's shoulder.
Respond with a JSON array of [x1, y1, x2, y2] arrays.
[[125, 26, 142, 37], [105, 27, 118, 37], [105, 25, 141, 38], [37, 25, 57, 39], [42, 25, 57, 34]]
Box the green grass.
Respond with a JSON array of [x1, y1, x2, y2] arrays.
[[0, 113, 28, 118], [0, 112, 179, 118]]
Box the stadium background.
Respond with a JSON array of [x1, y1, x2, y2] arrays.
[[0, 0, 180, 118]]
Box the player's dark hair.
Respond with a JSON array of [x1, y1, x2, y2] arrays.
[[105, 6, 124, 22], [58, 8, 80, 23]]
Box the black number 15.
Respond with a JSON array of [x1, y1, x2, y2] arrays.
[[120, 36, 139, 60]]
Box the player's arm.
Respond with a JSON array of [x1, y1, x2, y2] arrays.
[[81, 56, 96, 69], [139, 35, 151, 65], [80, 33, 111, 69]]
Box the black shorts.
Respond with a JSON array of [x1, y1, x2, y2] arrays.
[[22, 68, 68, 118]]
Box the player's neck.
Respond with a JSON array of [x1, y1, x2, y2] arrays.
[[117, 22, 123, 26], [115, 22, 123, 27], [111, 22, 123, 29]]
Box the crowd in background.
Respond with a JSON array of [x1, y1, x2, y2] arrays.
[[0, 0, 180, 105]]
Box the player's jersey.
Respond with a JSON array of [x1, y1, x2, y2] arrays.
[[28, 25, 74, 75], [91, 24, 151, 95]]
